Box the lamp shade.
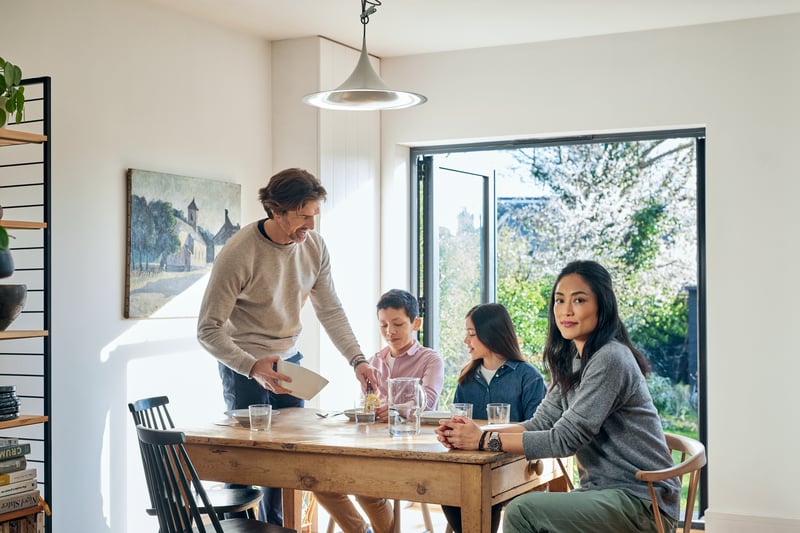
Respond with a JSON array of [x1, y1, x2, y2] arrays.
[[303, 38, 427, 111]]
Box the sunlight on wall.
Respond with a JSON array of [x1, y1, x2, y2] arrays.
[[317, 160, 382, 412], [102, 271, 224, 533]]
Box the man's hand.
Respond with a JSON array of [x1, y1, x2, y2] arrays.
[[249, 355, 293, 395], [354, 362, 377, 391]]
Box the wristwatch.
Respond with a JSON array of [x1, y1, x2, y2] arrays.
[[486, 431, 503, 452]]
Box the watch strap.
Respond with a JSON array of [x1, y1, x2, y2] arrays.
[[478, 430, 489, 451]]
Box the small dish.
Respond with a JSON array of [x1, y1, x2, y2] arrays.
[[225, 408, 280, 426]]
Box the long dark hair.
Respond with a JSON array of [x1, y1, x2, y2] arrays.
[[458, 303, 525, 385], [543, 260, 648, 394]]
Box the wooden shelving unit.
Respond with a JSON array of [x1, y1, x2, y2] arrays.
[[0, 415, 48, 430], [0, 331, 48, 340], [0, 77, 51, 531], [0, 220, 47, 230], [0, 129, 46, 147]]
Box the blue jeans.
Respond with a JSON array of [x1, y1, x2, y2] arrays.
[[218, 353, 304, 525]]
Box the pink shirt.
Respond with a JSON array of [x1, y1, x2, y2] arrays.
[[369, 339, 444, 410]]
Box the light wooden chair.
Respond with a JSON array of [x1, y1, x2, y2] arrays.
[[636, 433, 706, 533], [136, 425, 296, 533], [129, 396, 262, 521]]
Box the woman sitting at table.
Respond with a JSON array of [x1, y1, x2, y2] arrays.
[[436, 260, 681, 533], [314, 289, 444, 533], [440, 303, 546, 533]]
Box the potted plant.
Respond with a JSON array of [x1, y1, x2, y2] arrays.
[[0, 57, 25, 128], [0, 225, 12, 278], [0, 224, 26, 331]]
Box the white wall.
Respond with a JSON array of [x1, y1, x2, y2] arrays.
[[379, 14, 800, 532], [5, 1, 272, 531]]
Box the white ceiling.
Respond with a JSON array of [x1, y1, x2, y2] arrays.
[[145, 0, 800, 57]]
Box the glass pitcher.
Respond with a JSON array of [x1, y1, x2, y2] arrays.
[[388, 377, 425, 437]]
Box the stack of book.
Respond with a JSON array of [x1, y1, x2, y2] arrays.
[[0, 388, 19, 422], [0, 438, 42, 533]]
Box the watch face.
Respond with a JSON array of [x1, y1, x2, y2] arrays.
[[488, 433, 502, 451]]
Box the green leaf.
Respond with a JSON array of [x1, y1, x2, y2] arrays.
[[3, 64, 13, 86], [10, 65, 21, 85], [0, 227, 8, 250], [0, 108, 6, 128]]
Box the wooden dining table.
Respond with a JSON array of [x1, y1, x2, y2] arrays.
[[181, 407, 570, 533]]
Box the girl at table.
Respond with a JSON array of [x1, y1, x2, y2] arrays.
[[440, 302, 545, 533], [314, 289, 444, 533], [435, 260, 681, 533]]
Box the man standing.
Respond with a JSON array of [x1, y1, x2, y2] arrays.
[[198, 167, 375, 525]]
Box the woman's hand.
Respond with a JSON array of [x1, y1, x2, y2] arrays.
[[435, 415, 483, 450], [249, 356, 293, 394]]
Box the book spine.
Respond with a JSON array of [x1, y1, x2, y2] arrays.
[[0, 470, 35, 487], [0, 489, 39, 514], [0, 459, 26, 476], [0, 479, 36, 498], [0, 445, 30, 462]]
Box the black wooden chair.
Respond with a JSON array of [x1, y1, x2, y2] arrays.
[[136, 425, 295, 533], [129, 396, 262, 520]]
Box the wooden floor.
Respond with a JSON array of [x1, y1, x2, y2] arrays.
[[315, 500, 705, 532]]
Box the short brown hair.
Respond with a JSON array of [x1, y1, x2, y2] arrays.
[[258, 168, 327, 218]]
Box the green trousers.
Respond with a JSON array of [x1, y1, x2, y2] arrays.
[[502, 488, 676, 533]]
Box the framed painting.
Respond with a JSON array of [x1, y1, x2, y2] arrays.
[[125, 169, 242, 318]]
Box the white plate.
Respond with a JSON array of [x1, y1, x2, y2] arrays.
[[224, 408, 280, 426], [276, 360, 329, 400], [342, 408, 359, 421], [420, 411, 452, 425]]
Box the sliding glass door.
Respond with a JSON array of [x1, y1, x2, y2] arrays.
[[412, 129, 707, 517]]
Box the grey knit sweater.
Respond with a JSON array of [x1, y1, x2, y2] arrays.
[[197, 221, 363, 376], [521, 340, 681, 520]]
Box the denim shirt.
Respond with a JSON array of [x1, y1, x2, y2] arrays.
[[454, 359, 546, 422]]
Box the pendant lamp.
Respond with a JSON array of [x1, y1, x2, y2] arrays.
[[302, 0, 427, 111]]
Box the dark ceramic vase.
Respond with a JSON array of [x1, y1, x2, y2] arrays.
[[0, 250, 12, 279], [0, 284, 27, 330]]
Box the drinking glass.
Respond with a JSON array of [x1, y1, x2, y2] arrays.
[[354, 399, 376, 424], [486, 403, 511, 424], [249, 404, 272, 431], [450, 403, 473, 419]]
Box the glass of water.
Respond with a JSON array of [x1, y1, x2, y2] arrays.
[[248, 404, 272, 431]]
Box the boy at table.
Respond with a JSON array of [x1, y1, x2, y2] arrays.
[[314, 289, 444, 533]]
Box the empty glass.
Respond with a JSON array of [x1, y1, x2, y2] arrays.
[[486, 403, 511, 424], [450, 403, 473, 419]]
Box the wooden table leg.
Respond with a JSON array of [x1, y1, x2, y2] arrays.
[[460, 465, 492, 533], [282, 488, 303, 530]]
